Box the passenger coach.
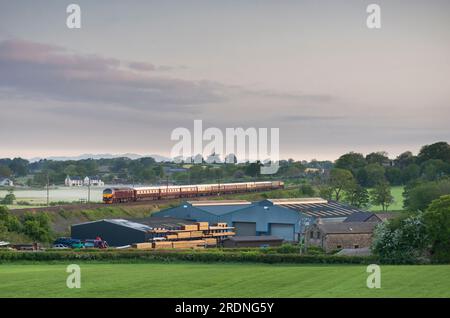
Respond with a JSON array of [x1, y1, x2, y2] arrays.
[[102, 181, 284, 203]]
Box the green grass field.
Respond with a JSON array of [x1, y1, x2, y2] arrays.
[[0, 263, 449, 297], [369, 186, 404, 211]]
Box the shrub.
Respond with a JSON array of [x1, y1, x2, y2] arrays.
[[371, 212, 429, 263], [424, 195, 450, 262]]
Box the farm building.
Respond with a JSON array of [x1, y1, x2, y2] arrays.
[[154, 198, 368, 242], [71, 219, 154, 246], [306, 221, 377, 252], [223, 236, 284, 248], [344, 211, 397, 223], [70, 217, 233, 247]]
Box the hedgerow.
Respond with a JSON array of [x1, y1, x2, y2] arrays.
[[0, 250, 380, 264]]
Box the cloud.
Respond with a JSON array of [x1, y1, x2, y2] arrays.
[[0, 39, 226, 111], [127, 61, 180, 72]]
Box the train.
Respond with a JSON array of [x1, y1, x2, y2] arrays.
[[102, 181, 284, 203]]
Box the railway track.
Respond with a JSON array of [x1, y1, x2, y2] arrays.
[[10, 185, 298, 214]]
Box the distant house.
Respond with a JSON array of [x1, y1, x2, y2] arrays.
[[65, 176, 83, 187], [306, 221, 377, 252], [83, 176, 104, 186], [0, 178, 14, 187], [65, 175, 104, 187]]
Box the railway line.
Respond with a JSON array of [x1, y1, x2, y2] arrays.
[[10, 183, 295, 214]]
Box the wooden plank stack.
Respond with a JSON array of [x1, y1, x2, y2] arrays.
[[131, 221, 234, 250]]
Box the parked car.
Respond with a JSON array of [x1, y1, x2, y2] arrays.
[[84, 239, 109, 249], [52, 244, 69, 249], [53, 237, 84, 249]]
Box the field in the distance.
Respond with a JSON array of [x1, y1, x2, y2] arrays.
[[369, 186, 404, 211], [0, 263, 449, 297]]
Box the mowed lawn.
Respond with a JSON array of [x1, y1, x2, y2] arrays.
[[0, 263, 449, 298]]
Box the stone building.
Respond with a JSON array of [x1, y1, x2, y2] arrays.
[[306, 221, 377, 252]]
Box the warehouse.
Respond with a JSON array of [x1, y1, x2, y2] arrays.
[[154, 198, 368, 242], [223, 236, 284, 248], [71, 217, 195, 247]]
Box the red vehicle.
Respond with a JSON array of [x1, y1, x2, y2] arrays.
[[102, 181, 284, 204]]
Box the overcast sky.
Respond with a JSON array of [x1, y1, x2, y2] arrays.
[[0, 0, 449, 161]]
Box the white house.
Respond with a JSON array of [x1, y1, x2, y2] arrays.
[[65, 176, 83, 187], [65, 175, 104, 187], [0, 178, 14, 187], [83, 176, 104, 186]]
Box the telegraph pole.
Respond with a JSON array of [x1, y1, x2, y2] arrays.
[[87, 178, 91, 203], [46, 172, 49, 207]]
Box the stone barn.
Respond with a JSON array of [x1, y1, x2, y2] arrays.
[[306, 222, 377, 252]]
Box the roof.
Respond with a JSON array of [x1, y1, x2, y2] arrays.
[[267, 198, 328, 205], [317, 222, 377, 234], [374, 213, 398, 221], [129, 216, 197, 229], [188, 200, 251, 206], [344, 212, 377, 222], [275, 199, 367, 219], [227, 235, 284, 242], [72, 219, 152, 232], [183, 200, 253, 215]]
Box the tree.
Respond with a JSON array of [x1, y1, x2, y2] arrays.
[[328, 168, 356, 201], [370, 181, 394, 211], [371, 212, 429, 263], [0, 206, 22, 233], [335, 152, 366, 174], [245, 161, 262, 178], [318, 185, 333, 201], [418, 141, 450, 163], [423, 195, 450, 262], [0, 165, 12, 178], [401, 163, 420, 184], [403, 179, 450, 212], [385, 167, 402, 185], [345, 184, 370, 208], [394, 151, 416, 168], [9, 158, 29, 177], [364, 163, 386, 187], [366, 151, 390, 165], [1, 192, 16, 205], [299, 184, 315, 197], [22, 212, 54, 242], [421, 159, 449, 181]]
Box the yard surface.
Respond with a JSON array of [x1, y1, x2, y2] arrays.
[[0, 263, 449, 298]]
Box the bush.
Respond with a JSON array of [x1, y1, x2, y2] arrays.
[[21, 212, 54, 243], [424, 195, 450, 262], [371, 212, 429, 263], [0, 249, 379, 264]]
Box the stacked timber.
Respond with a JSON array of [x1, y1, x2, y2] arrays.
[[196, 222, 209, 230], [132, 221, 235, 250], [132, 242, 153, 249]]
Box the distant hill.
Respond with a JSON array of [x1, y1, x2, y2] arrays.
[[28, 153, 171, 162]]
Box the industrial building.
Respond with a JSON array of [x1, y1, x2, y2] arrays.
[[154, 198, 368, 242], [71, 217, 199, 246], [223, 236, 284, 248]]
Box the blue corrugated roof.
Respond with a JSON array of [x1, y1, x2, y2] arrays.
[[194, 204, 253, 215]]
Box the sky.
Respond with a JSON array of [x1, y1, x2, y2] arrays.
[[0, 0, 449, 161]]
